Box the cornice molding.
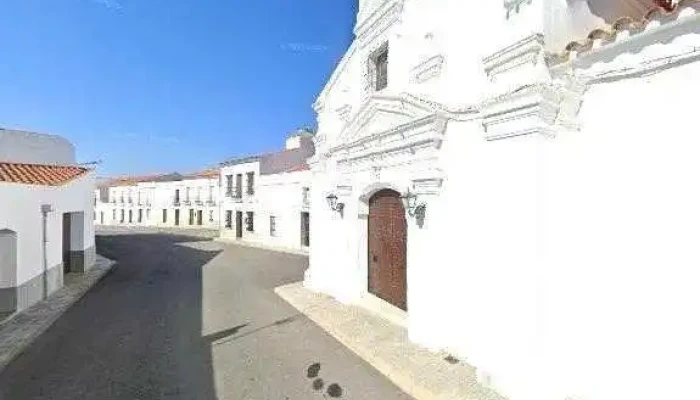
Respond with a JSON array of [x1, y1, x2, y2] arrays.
[[479, 80, 584, 141], [411, 54, 445, 84], [354, 0, 403, 39], [412, 176, 443, 196], [483, 34, 545, 79]]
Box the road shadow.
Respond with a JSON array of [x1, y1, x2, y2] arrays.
[[0, 231, 223, 400]]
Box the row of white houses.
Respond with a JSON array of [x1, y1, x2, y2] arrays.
[[95, 129, 315, 253]]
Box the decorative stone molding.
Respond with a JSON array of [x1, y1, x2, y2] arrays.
[[336, 104, 353, 122], [354, 0, 404, 42], [480, 81, 584, 141], [411, 55, 445, 84], [412, 176, 443, 196], [483, 34, 545, 80], [336, 184, 354, 198]]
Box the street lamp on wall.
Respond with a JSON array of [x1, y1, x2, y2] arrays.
[[400, 189, 425, 219], [326, 193, 345, 213]]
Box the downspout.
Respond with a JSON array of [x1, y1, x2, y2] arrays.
[[40, 204, 53, 300]]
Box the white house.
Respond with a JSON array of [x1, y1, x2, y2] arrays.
[[0, 128, 95, 314], [304, 1, 700, 400], [219, 130, 314, 252], [96, 170, 220, 229], [151, 170, 220, 229]]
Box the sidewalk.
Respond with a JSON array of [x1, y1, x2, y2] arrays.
[[275, 282, 507, 400], [0, 255, 116, 372], [215, 237, 310, 256]]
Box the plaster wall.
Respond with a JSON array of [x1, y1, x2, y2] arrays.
[[0, 129, 75, 165], [534, 55, 700, 400], [0, 172, 96, 288], [220, 163, 311, 251]]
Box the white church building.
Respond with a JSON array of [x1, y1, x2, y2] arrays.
[[304, 1, 700, 400], [0, 128, 95, 314]]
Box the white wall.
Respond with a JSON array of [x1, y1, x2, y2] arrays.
[[0, 172, 96, 287], [0, 129, 76, 165], [310, 2, 700, 400], [100, 177, 220, 229], [534, 52, 700, 400], [219, 162, 311, 251]]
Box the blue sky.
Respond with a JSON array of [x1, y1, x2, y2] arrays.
[[0, 0, 356, 176]]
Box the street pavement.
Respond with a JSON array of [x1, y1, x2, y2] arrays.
[[0, 227, 412, 400]]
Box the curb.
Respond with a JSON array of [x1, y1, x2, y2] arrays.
[[275, 282, 505, 400], [0, 255, 117, 373], [214, 238, 310, 257]]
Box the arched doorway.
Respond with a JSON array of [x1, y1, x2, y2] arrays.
[[368, 189, 407, 311]]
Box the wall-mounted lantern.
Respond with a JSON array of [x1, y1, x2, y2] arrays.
[[401, 189, 425, 218], [326, 193, 345, 213]]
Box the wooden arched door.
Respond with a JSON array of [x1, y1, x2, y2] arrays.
[[368, 189, 407, 311]]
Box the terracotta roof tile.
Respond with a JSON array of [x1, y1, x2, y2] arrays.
[[552, 0, 697, 63], [182, 168, 219, 179], [0, 162, 89, 186], [102, 173, 183, 187]]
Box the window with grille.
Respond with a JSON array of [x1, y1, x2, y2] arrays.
[[189, 209, 194, 225], [370, 43, 389, 92], [236, 174, 243, 198], [225, 210, 233, 228], [246, 172, 255, 195], [270, 216, 277, 236], [246, 211, 254, 232], [162, 209, 167, 223], [225, 175, 233, 196], [302, 187, 310, 206], [121, 209, 125, 223]]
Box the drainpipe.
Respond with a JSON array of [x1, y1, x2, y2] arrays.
[[40, 204, 53, 300]]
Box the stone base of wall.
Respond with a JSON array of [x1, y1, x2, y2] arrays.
[[67, 245, 96, 273], [0, 263, 64, 314]]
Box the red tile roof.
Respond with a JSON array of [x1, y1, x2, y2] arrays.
[[554, 0, 697, 61], [182, 168, 220, 179], [0, 162, 89, 186]]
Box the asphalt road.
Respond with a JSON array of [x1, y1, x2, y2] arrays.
[[0, 228, 411, 400]]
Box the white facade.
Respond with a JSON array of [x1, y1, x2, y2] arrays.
[[96, 173, 220, 229], [0, 130, 96, 313], [219, 134, 314, 252], [152, 176, 220, 229], [305, 1, 700, 400]]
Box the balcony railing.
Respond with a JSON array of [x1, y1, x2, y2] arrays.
[[206, 200, 216, 206], [173, 200, 181, 207], [183, 199, 192, 206]]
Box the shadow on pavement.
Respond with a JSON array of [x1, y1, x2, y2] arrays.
[[0, 231, 223, 400]]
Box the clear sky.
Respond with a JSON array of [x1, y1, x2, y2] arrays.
[[0, 0, 357, 176]]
